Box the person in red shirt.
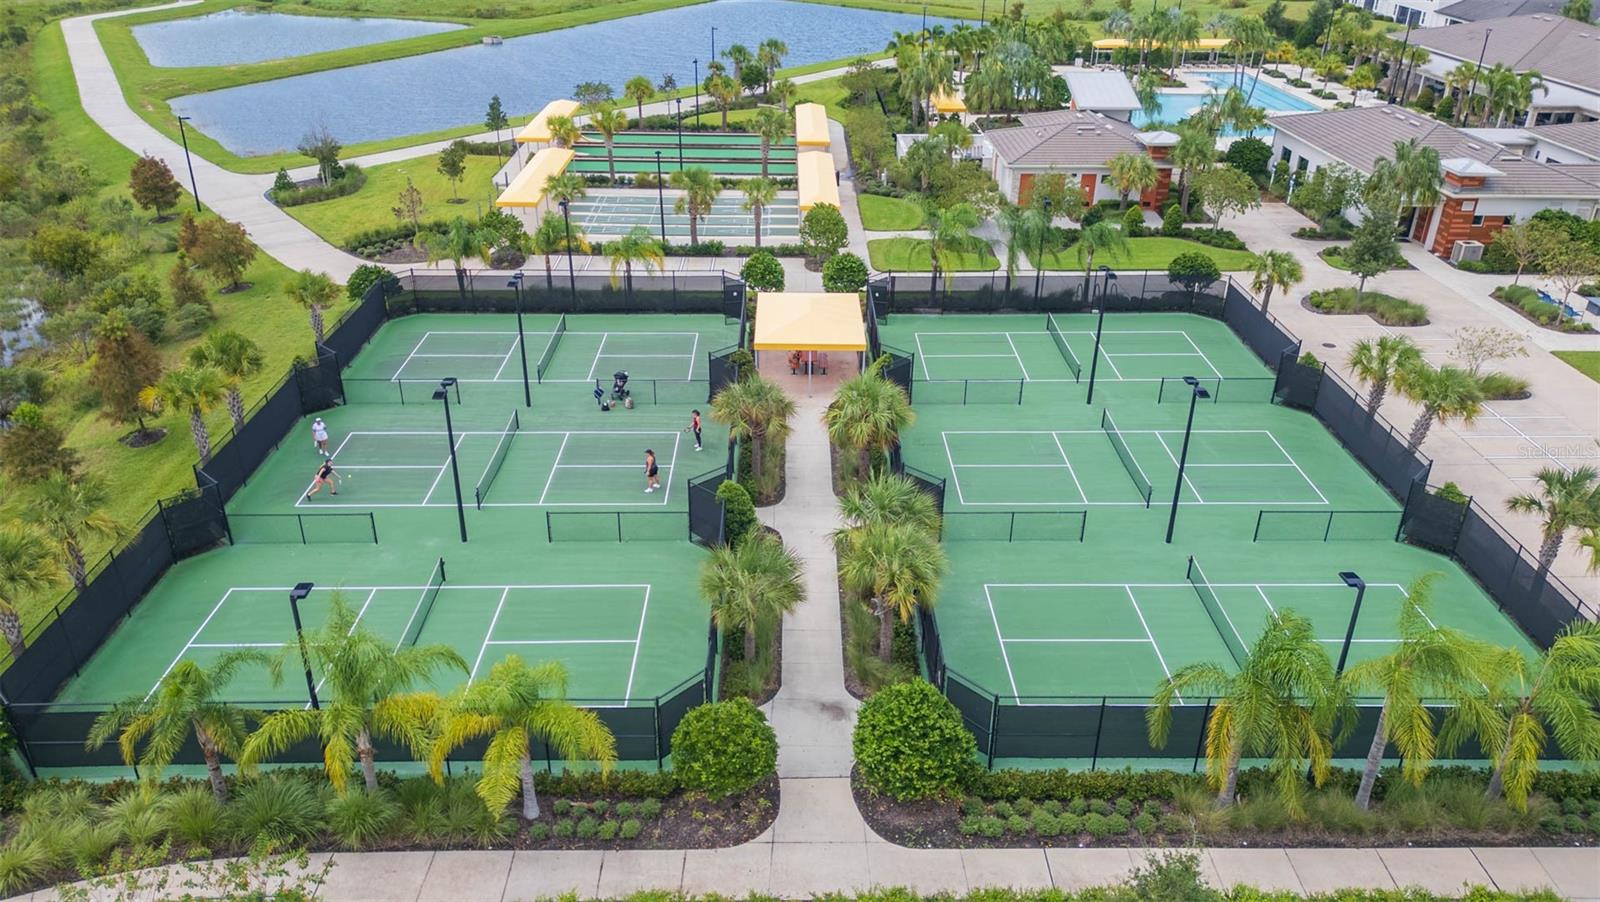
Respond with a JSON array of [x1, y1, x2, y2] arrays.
[[687, 409, 703, 451]]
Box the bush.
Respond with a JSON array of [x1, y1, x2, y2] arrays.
[[1456, 259, 1494, 274], [619, 818, 642, 839], [823, 252, 870, 293], [348, 264, 400, 301], [740, 251, 785, 291], [1492, 284, 1594, 331], [853, 679, 978, 801], [1435, 482, 1470, 504], [716, 480, 757, 548], [327, 789, 398, 849], [1122, 205, 1146, 238], [1306, 288, 1429, 326], [172, 303, 216, 339], [270, 165, 367, 207], [228, 777, 325, 847], [1161, 204, 1184, 237], [1223, 136, 1272, 178], [1478, 371, 1530, 400], [596, 820, 619, 840], [669, 698, 778, 799], [1297, 351, 1323, 368]]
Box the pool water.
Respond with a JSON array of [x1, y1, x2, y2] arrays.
[[1196, 73, 1318, 112], [1130, 72, 1316, 135], [132, 9, 464, 68]]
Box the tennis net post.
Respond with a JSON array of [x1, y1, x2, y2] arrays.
[[1100, 409, 1153, 508], [473, 409, 521, 509], [1186, 556, 1248, 670], [1046, 313, 1082, 382], [397, 557, 446, 649]]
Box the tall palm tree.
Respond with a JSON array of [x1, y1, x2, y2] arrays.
[[923, 201, 981, 290], [770, 78, 798, 112], [1445, 61, 1479, 125], [710, 373, 794, 490], [670, 166, 720, 246], [1479, 620, 1600, 811], [1341, 574, 1510, 809], [529, 214, 590, 289], [623, 75, 654, 121], [1134, 68, 1164, 123], [1247, 250, 1304, 313], [588, 103, 629, 183], [1075, 221, 1131, 275], [700, 532, 805, 661], [995, 203, 1049, 292], [1346, 335, 1421, 415], [1149, 610, 1348, 810], [187, 330, 264, 432], [604, 226, 665, 290], [741, 177, 778, 248], [706, 70, 742, 130], [88, 651, 275, 801], [285, 268, 342, 345], [836, 520, 947, 662], [0, 524, 61, 659], [240, 593, 467, 795], [1395, 363, 1483, 452], [27, 473, 119, 591], [824, 373, 914, 482], [544, 114, 581, 149], [1170, 125, 1216, 213], [758, 38, 789, 96], [429, 656, 616, 820], [543, 172, 588, 207], [1506, 467, 1600, 571], [751, 108, 792, 179], [141, 365, 227, 464], [1106, 152, 1159, 212], [422, 218, 497, 301], [1370, 139, 1442, 223], [838, 471, 941, 538]]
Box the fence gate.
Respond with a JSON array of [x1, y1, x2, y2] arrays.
[[722, 276, 746, 323], [295, 345, 344, 412], [881, 346, 914, 401]]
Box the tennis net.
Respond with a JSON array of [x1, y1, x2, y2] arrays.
[[1187, 556, 1248, 669], [474, 409, 520, 509], [398, 558, 446, 649], [535, 314, 568, 383], [1045, 313, 1082, 381], [1099, 409, 1152, 507]]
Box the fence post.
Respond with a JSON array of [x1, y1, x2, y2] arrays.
[[985, 691, 999, 770], [1089, 698, 1107, 771], [1192, 698, 1213, 773], [653, 700, 663, 771]]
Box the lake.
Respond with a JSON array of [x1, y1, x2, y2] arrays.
[[133, 9, 465, 68], [167, 0, 956, 156]]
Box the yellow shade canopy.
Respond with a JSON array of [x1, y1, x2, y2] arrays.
[[795, 102, 830, 147], [1091, 37, 1232, 50], [797, 151, 839, 213], [515, 99, 581, 144], [752, 293, 867, 352], [930, 89, 967, 113], [495, 147, 575, 208]]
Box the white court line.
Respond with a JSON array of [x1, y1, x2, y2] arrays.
[[625, 586, 651, 700], [983, 586, 1022, 699], [989, 581, 1407, 589], [687, 332, 699, 380], [487, 639, 637, 645], [1050, 432, 1089, 504], [392, 563, 445, 654], [188, 642, 281, 648], [491, 335, 521, 381], [1001, 638, 1153, 643], [409, 353, 509, 359], [469, 587, 512, 683], [391, 336, 428, 383], [1262, 431, 1329, 504], [1125, 586, 1181, 701], [1099, 346, 1124, 379], [586, 333, 609, 382], [1152, 431, 1205, 504], [1476, 404, 1575, 475], [942, 432, 969, 506], [1179, 331, 1225, 379], [537, 433, 573, 505], [147, 589, 238, 699], [1004, 332, 1031, 382], [419, 431, 466, 506], [914, 332, 931, 380], [659, 432, 681, 507]]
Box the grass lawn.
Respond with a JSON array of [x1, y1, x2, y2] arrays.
[[285, 154, 504, 248], [868, 237, 998, 272], [859, 194, 923, 231], [1032, 236, 1255, 272], [1318, 245, 1410, 273], [1553, 351, 1600, 383]]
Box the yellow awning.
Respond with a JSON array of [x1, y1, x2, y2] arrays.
[[752, 293, 867, 352], [1091, 37, 1232, 50], [515, 99, 581, 144], [495, 147, 575, 208], [795, 103, 829, 147], [930, 89, 967, 114], [797, 151, 838, 213]]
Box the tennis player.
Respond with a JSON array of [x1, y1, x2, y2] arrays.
[[312, 417, 331, 457], [687, 409, 703, 452], [644, 449, 660, 493], [305, 458, 339, 499]]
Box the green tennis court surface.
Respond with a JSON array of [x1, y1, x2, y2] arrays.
[[569, 158, 798, 177], [583, 132, 795, 147], [568, 195, 800, 241]]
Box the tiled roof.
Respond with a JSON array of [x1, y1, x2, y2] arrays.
[[1401, 15, 1600, 91], [1056, 68, 1142, 111], [1437, 0, 1598, 24], [987, 110, 1145, 167], [1526, 120, 1600, 160]]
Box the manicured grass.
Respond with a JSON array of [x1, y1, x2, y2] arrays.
[[1318, 245, 1409, 272], [868, 237, 998, 272], [1553, 351, 1600, 383], [1306, 287, 1429, 326], [1032, 236, 1256, 272], [859, 194, 923, 231], [284, 153, 504, 248]]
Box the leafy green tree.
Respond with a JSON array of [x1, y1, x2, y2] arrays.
[[27, 225, 102, 283], [543, 171, 587, 207], [1247, 249, 1303, 312], [604, 226, 665, 289], [128, 154, 180, 220], [27, 473, 119, 591], [90, 310, 162, 432], [588, 103, 630, 183], [741, 177, 779, 248], [700, 532, 805, 662], [574, 81, 614, 110], [996, 202, 1052, 286], [824, 373, 914, 482], [484, 95, 509, 165], [752, 108, 792, 179], [168, 254, 210, 312], [1561, 0, 1592, 21], [923, 201, 981, 289], [1395, 363, 1483, 452], [671, 699, 777, 798], [1506, 467, 1600, 571], [758, 38, 789, 95], [1369, 139, 1442, 220], [1075, 221, 1131, 275], [623, 75, 655, 120], [392, 177, 426, 241], [190, 217, 258, 292], [669, 166, 720, 246], [1346, 335, 1420, 415], [421, 218, 496, 300], [0, 524, 62, 659], [287, 268, 344, 345], [715, 480, 757, 548], [1345, 190, 1401, 298], [1106, 151, 1159, 212], [1481, 621, 1600, 810], [800, 203, 849, 265], [544, 114, 581, 149], [530, 214, 590, 288], [839, 471, 941, 538], [141, 365, 227, 464], [836, 520, 946, 662], [188, 331, 264, 432], [297, 124, 343, 186], [823, 252, 870, 293], [705, 68, 742, 130], [436, 141, 468, 202], [1167, 251, 1220, 300], [853, 679, 975, 799], [1193, 166, 1260, 231], [710, 373, 794, 489], [0, 404, 80, 485], [740, 251, 784, 291]]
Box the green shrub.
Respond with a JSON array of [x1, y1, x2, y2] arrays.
[[976, 815, 1005, 838], [552, 799, 572, 816], [1159, 812, 1191, 834], [1068, 796, 1088, 815], [959, 815, 981, 836], [1114, 796, 1135, 817], [670, 698, 778, 799], [822, 252, 870, 293], [528, 822, 551, 841], [228, 777, 325, 848], [69, 822, 119, 873], [614, 801, 636, 818], [104, 791, 169, 848], [1477, 371, 1530, 400], [637, 798, 663, 819], [347, 263, 400, 301], [1122, 205, 1146, 238], [716, 481, 758, 549], [1088, 798, 1112, 816], [159, 786, 225, 848], [1132, 812, 1158, 834], [1083, 812, 1111, 838], [1041, 799, 1063, 815], [270, 165, 367, 207], [1306, 288, 1429, 326], [961, 797, 985, 817], [1297, 351, 1323, 368], [853, 679, 978, 801], [740, 251, 785, 291], [0, 840, 48, 896], [1057, 812, 1082, 834], [619, 818, 643, 839], [1103, 813, 1129, 834], [597, 820, 619, 840], [553, 819, 575, 837], [1033, 810, 1061, 836], [575, 816, 599, 839], [992, 800, 1014, 818], [326, 789, 398, 850], [1005, 814, 1031, 834], [1435, 482, 1470, 504], [1012, 797, 1035, 815], [1161, 204, 1184, 236]]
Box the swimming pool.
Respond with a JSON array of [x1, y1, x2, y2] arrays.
[[1129, 72, 1317, 134], [1197, 73, 1318, 112]]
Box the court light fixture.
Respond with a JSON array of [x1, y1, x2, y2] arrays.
[[1164, 376, 1209, 544], [176, 115, 202, 213], [288, 583, 319, 709], [1085, 266, 1117, 406], [506, 274, 532, 408], [1034, 198, 1051, 303], [432, 378, 469, 543], [1335, 571, 1367, 676], [558, 200, 578, 304]]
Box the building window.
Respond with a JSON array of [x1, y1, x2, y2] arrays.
[[1471, 214, 1485, 227]]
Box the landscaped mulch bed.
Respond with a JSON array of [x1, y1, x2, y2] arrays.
[[521, 776, 778, 850]]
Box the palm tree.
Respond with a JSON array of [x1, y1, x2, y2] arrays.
[[529, 214, 590, 289], [706, 70, 742, 130], [429, 655, 616, 820], [543, 172, 588, 207], [187, 330, 264, 432], [545, 114, 581, 149], [1480, 621, 1600, 811], [1445, 61, 1479, 125], [741, 177, 778, 248], [604, 226, 665, 290], [1170, 125, 1215, 213], [751, 108, 792, 179], [1370, 139, 1442, 223], [824, 373, 914, 482], [1247, 250, 1304, 313], [588, 103, 629, 183], [285, 268, 342, 345], [27, 473, 119, 590], [758, 38, 789, 95], [1149, 610, 1347, 810], [1580, 530, 1600, 573], [623, 75, 654, 121], [995, 203, 1050, 292], [836, 521, 946, 663], [700, 532, 805, 661], [1506, 467, 1600, 571], [838, 471, 941, 538], [239, 593, 466, 795], [1341, 574, 1510, 809], [141, 365, 227, 464], [1346, 335, 1421, 415], [670, 166, 720, 246], [1395, 363, 1483, 452], [923, 201, 981, 290], [1347, 62, 1378, 104], [770, 78, 798, 112], [710, 373, 794, 491], [88, 652, 275, 801], [421, 217, 496, 301], [1075, 221, 1131, 275], [0, 524, 61, 659], [1106, 152, 1159, 212]]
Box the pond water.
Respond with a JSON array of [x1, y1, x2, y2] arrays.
[[168, 0, 957, 156], [133, 9, 465, 68]]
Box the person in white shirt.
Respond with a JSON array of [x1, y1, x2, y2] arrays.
[[312, 417, 331, 458]]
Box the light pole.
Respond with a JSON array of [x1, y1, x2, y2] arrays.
[[1034, 198, 1051, 302], [507, 274, 532, 404], [1388, 18, 1414, 103], [1164, 375, 1210, 544], [1462, 28, 1492, 126], [559, 199, 577, 304], [675, 98, 685, 168], [1085, 266, 1115, 404], [693, 59, 701, 124], [654, 150, 668, 245], [176, 115, 202, 213], [432, 378, 468, 543], [711, 27, 717, 65], [288, 583, 319, 709], [1334, 572, 1367, 677]]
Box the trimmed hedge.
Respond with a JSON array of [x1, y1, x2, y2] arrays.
[[670, 699, 778, 799], [1491, 284, 1596, 333], [1306, 288, 1429, 326], [854, 679, 978, 801], [269, 165, 366, 207]]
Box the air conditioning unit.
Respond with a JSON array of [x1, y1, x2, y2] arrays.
[[1451, 240, 1484, 264]]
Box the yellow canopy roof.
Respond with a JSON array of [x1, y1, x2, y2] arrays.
[[495, 147, 575, 208], [797, 151, 839, 213], [752, 293, 867, 352], [1091, 37, 1232, 50], [930, 89, 967, 113], [515, 99, 581, 144], [795, 103, 829, 147]]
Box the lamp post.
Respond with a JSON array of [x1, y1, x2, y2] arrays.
[[507, 274, 532, 404], [675, 99, 685, 168], [711, 27, 718, 65], [558, 199, 578, 304], [432, 378, 468, 543], [176, 115, 202, 213], [1164, 375, 1210, 544], [693, 59, 701, 124], [1034, 198, 1051, 302], [1462, 28, 1492, 126], [288, 583, 319, 710], [654, 150, 668, 245], [1388, 18, 1415, 103], [1334, 571, 1367, 677], [1085, 266, 1115, 404]]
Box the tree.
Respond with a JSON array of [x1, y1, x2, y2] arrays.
[[88, 652, 274, 801], [1506, 467, 1600, 571], [1344, 190, 1400, 298], [700, 532, 805, 661], [430, 656, 616, 819], [900, 136, 952, 194], [1347, 61, 1378, 103], [1539, 235, 1600, 305], [1341, 574, 1509, 809], [1171, 125, 1217, 213], [1346, 335, 1420, 414], [91, 310, 162, 431], [770, 77, 798, 112], [484, 96, 509, 165], [996, 203, 1052, 288], [825, 373, 914, 482], [836, 521, 947, 662], [529, 214, 589, 288], [839, 471, 941, 538], [0, 524, 62, 659], [1369, 139, 1442, 221], [27, 473, 119, 591], [421, 218, 496, 300], [391, 178, 426, 243], [588, 103, 629, 183], [297, 124, 343, 186], [544, 114, 581, 149], [573, 80, 614, 110], [1193, 166, 1260, 230], [27, 224, 102, 282], [705, 69, 741, 130], [1149, 610, 1347, 810], [1167, 251, 1221, 300], [168, 254, 210, 312], [1561, 0, 1592, 21], [740, 250, 784, 292], [142, 365, 227, 464], [751, 108, 792, 180], [1448, 325, 1526, 377], [128, 155, 180, 220], [822, 252, 869, 293], [1247, 249, 1303, 313], [0, 404, 80, 485], [758, 38, 789, 95], [188, 330, 264, 433], [623, 75, 654, 121], [923, 201, 981, 289], [286, 268, 343, 345], [1106, 151, 1159, 212], [1075, 221, 1131, 275], [669, 166, 720, 246], [710, 373, 794, 492], [543, 171, 587, 207], [1222, 136, 1273, 181], [241, 593, 466, 795], [1481, 621, 1600, 811], [190, 218, 257, 292], [436, 141, 468, 202], [605, 226, 665, 290], [1395, 363, 1483, 452], [741, 177, 778, 248], [800, 203, 849, 265], [1488, 221, 1552, 286]]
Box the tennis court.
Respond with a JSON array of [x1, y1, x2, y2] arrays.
[[567, 194, 800, 241]]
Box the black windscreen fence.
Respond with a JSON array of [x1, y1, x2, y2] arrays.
[[1398, 481, 1469, 553], [1453, 501, 1596, 648], [876, 272, 1229, 317], [880, 345, 914, 400], [294, 346, 343, 413], [397, 269, 738, 315], [708, 346, 739, 401], [1310, 369, 1432, 499], [1223, 280, 1299, 368], [1273, 350, 1324, 410], [322, 277, 391, 366], [196, 371, 305, 504]]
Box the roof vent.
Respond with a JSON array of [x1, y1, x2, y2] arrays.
[[1466, 142, 1480, 150], [1036, 129, 1046, 137]]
